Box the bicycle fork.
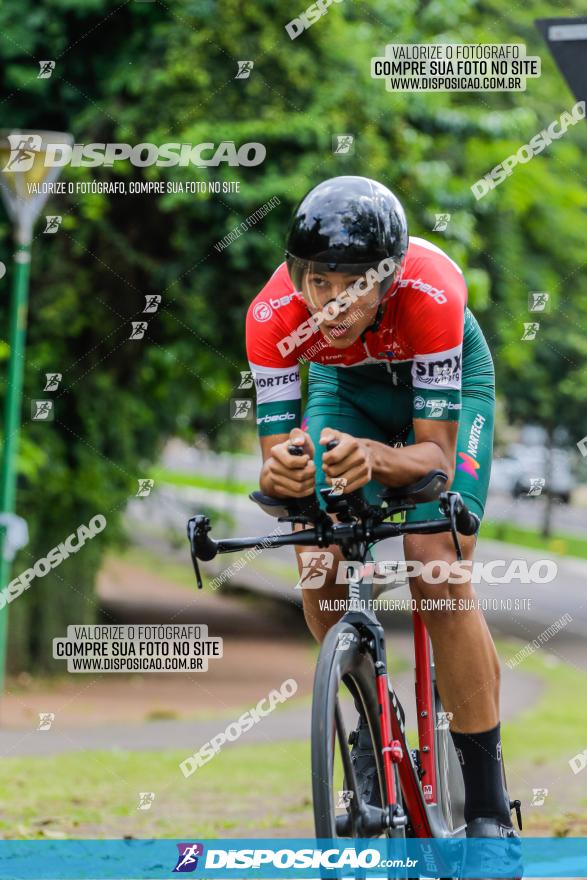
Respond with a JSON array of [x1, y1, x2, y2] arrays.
[[369, 620, 408, 831], [358, 611, 433, 837]]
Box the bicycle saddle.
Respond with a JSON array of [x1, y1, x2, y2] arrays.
[[381, 469, 448, 506], [249, 490, 324, 522]]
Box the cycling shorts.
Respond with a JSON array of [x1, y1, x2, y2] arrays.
[[303, 310, 495, 522]]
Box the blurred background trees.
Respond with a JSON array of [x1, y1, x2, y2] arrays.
[[0, 0, 585, 669]]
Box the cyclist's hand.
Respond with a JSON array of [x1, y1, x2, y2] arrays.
[[320, 429, 372, 493], [262, 428, 316, 498]]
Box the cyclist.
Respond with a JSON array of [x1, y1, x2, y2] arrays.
[[246, 175, 518, 840]]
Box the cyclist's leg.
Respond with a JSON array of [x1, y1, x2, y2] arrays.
[[404, 387, 498, 729], [403, 307, 497, 724], [404, 388, 513, 829]]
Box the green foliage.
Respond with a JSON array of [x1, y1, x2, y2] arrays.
[[0, 0, 585, 669]]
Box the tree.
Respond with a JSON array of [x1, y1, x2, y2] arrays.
[[0, 0, 585, 668]]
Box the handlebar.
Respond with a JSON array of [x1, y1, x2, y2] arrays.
[[186, 473, 480, 588], [454, 503, 480, 537], [187, 515, 217, 562]]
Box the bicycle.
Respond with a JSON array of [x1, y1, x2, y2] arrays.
[[186, 445, 521, 846]]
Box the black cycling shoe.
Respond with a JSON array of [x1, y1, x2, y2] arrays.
[[466, 816, 519, 838], [465, 816, 523, 880], [347, 715, 381, 808]]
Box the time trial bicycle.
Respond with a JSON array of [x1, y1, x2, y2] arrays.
[[186, 447, 521, 845]]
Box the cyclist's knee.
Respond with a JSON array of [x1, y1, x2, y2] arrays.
[[405, 532, 478, 608], [295, 545, 340, 590], [296, 544, 347, 642]]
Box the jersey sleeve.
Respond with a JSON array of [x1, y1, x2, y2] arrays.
[[403, 257, 466, 422], [245, 264, 302, 436]]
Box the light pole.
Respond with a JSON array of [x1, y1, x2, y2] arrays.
[[0, 129, 73, 690]]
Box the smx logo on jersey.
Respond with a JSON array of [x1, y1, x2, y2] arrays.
[[415, 354, 461, 386], [458, 452, 480, 480]]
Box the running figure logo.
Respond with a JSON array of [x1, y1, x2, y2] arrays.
[[231, 399, 253, 420], [522, 322, 539, 341], [528, 292, 549, 312], [44, 373, 62, 391], [129, 321, 148, 340], [528, 477, 545, 497], [44, 216, 62, 234], [143, 295, 161, 313], [433, 213, 451, 232], [2, 134, 42, 172], [330, 476, 348, 496], [136, 479, 154, 497], [38, 60, 55, 79], [137, 792, 155, 810], [173, 843, 204, 873], [296, 551, 334, 589], [336, 632, 356, 652], [333, 135, 354, 154], [235, 61, 254, 79], [531, 788, 549, 807], [31, 400, 54, 421], [38, 712, 55, 731], [238, 370, 255, 390]]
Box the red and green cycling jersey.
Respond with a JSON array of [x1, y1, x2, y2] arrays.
[[246, 236, 490, 436]]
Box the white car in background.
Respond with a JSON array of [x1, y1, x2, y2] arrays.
[[491, 442, 573, 504]]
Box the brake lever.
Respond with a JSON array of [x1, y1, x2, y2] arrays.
[[186, 517, 204, 588], [441, 492, 464, 561]]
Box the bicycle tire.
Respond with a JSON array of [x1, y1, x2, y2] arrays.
[[433, 687, 466, 833], [312, 619, 405, 839]]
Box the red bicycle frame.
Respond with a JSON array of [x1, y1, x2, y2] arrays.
[[413, 609, 437, 805], [376, 609, 438, 837]]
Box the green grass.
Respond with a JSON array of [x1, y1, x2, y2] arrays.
[[0, 740, 312, 839], [111, 545, 200, 590], [2, 640, 586, 838], [497, 640, 587, 765], [151, 466, 256, 496], [481, 520, 587, 560], [112, 544, 300, 598]]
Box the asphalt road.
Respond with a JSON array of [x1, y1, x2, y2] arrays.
[[0, 660, 542, 757]]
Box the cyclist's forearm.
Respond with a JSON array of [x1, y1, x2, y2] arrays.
[[364, 439, 454, 487]]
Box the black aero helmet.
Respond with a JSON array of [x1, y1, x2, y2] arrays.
[[285, 175, 408, 298]]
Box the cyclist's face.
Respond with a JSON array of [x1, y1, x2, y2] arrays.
[[301, 270, 380, 348]]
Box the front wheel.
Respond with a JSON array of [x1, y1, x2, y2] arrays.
[[311, 620, 405, 839]]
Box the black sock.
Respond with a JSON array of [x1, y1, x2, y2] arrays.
[[450, 723, 511, 824]]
